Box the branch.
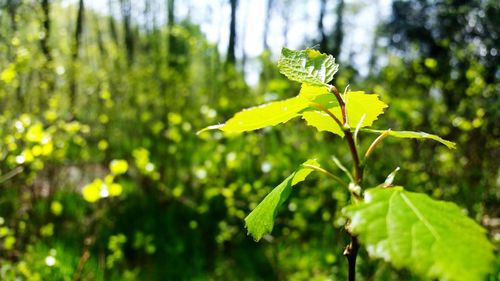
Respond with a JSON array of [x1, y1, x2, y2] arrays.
[[329, 85, 347, 125], [329, 84, 363, 281], [343, 235, 360, 281]]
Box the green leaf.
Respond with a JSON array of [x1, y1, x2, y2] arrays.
[[199, 96, 309, 134], [302, 111, 344, 136], [277, 48, 339, 86], [343, 187, 494, 281], [245, 159, 319, 241], [363, 129, 456, 149], [302, 91, 388, 137]]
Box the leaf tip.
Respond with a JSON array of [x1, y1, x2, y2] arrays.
[[196, 124, 224, 135]]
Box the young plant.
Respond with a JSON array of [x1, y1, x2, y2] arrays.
[[200, 48, 494, 281]]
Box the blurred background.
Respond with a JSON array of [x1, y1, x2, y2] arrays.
[[0, 0, 498, 280]]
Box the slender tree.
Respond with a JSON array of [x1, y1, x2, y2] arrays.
[[40, 0, 52, 62], [318, 0, 328, 52], [167, 0, 176, 68], [69, 0, 84, 114], [226, 0, 238, 65], [6, 0, 20, 32], [120, 0, 134, 63], [108, 0, 119, 46], [331, 0, 344, 58]]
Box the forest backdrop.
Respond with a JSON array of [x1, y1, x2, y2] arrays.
[[0, 0, 498, 280]]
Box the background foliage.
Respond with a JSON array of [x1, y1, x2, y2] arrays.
[[0, 0, 498, 280]]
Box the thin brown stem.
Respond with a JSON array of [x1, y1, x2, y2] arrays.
[[310, 102, 344, 129], [364, 129, 391, 160], [344, 130, 362, 185], [302, 164, 348, 187], [344, 236, 360, 281], [328, 84, 362, 281], [329, 85, 347, 125]]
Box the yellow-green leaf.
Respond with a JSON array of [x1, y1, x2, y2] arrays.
[[200, 96, 309, 133], [302, 91, 388, 136], [297, 83, 329, 99], [343, 91, 388, 127], [302, 111, 344, 136], [363, 129, 456, 149]]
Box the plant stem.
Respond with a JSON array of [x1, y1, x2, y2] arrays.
[[344, 130, 362, 185], [344, 236, 360, 281], [364, 129, 390, 160], [310, 102, 344, 129], [329, 85, 362, 184], [329, 85, 347, 125], [329, 84, 362, 281], [302, 163, 348, 187]]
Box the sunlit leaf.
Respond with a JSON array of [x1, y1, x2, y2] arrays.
[[297, 83, 329, 99], [363, 129, 456, 149], [245, 159, 319, 241], [302, 91, 388, 136], [199, 96, 309, 133], [278, 48, 339, 86], [302, 111, 344, 136], [343, 187, 494, 281]]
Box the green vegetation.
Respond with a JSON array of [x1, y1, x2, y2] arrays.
[[204, 47, 493, 281], [0, 0, 498, 280]]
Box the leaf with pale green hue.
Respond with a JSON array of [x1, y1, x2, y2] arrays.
[[302, 111, 344, 136], [245, 159, 319, 241], [343, 187, 494, 281], [277, 48, 339, 86], [363, 129, 456, 149], [298, 84, 330, 99], [198, 96, 310, 134], [302, 91, 388, 137]]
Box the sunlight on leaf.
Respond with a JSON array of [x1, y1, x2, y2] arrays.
[[278, 48, 339, 86], [302, 91, 388, 136], [362, 129, 456, 149], [343, 187, 494, 281], [200, 96, 310, 133]]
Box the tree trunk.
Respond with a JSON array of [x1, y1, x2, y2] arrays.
[[226, 0, 238, 65], [167, 0, 177, 68], [331, 0, 345, 58], [120, 0, 134, 63], [40, 0, 52, 62], [318, 0, 328, 53], [70, 0, 84, 115], [7, 0, 20, 32], [108, 0, 119, 45]]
